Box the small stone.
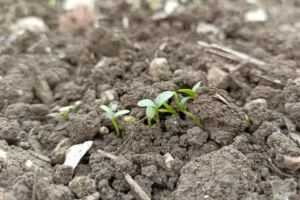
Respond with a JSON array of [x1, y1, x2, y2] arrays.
[[83, 89, 96, 104], [53, 165, 73, 185], [141, 165, 163, 185], [207, 67, 228, 87], [82, 192, 100, 200], [100, 90, 118, 104], [19, 142, 30, 150], [63, 141, 93, 170], [196, 22, 224, 41], [164, 0, 179, 15], [244, 8, 268, 22], [283, 155, 300, 170], [12, 17, 49, 33], [149, 57, 171, 78], [51, 138, 74, 165], [244, 98, 267, 111], [164, 153, 174, 169], [99, 126, 109, 135], [108, 101, 120, 112], [0, 117, 21, 144], [68, 176, 96, 198]]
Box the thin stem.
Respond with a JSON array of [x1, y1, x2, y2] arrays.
[[163, 102, 177, 116], [174, 92, 185, 112], [112, 118, 121, 137], [183, 110, 203, 128], [148, 118, 152, 127], [155, 111, 160, 126]]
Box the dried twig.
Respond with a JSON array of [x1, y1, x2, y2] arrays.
[[197, 41, 286, 85], [114, 134, 132, 156], [214, 93, 230, 105], [198, 41, 267, 68], [97, 149, 119, 160], [97, 149, 150, 199], [28, 150, 51, 163], [266, 158, 294, 178], [210, 43, 266, 66], [125, 173, 151, 200], [31, 166, 39, 200]]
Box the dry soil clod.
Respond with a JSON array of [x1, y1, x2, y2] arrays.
[[21, 63, 54, 106]]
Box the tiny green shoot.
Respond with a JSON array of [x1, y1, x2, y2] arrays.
[[49, 0, 56, 6], [173, 92, 203, 128], [244, 115, 251, 131], [124, 115, 137, 123], [180, 0, 202, 4], [100, 105, 130, 137], [177, 81, 201, 104], [173, 81, 203, 128], [59, 105, 74, 120], [138, 91, 176, 127]]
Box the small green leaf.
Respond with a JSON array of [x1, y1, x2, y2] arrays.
[[124, 115, 136, 123], [173, 92, 185, 111], [192, 81, 202, 92], [163, 102, 177, 115], [178, 89, 195, 98], [100, 105, 114, 118], [180, 96, 192, 107], [59, 105, 74, 120], [58, 105, 74, 112], [154, 91, 174, 108], [138, 99, 155, 107], [244, 115, 251, 130], [183, 110, 203, 128], [158, 108, 173, 113], [115, 110, 130, 118], [49, 0, 56, 6], [146, 106, 156, 118]]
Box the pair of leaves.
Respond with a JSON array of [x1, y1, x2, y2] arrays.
[[138, 91, 174, 118], [100, 105, 130, 119], [138, 91, 174, 108], [178, 81, 201, 99], [174, 91, 193, 110], [138, 100, 156, 118]]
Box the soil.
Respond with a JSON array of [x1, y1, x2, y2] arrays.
[[1, 0, 300, 199]]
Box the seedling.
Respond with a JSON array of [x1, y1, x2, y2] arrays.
[[244, 115, 251, 131], [49, 0, 56, 6], [173, 92, 203, 128], [100, 105, 130, 137], [59, 105, 74, 120], [124, 115, 137, 123], [177, 81, 201, 104], [180, 0, 202, 4], [172, 81, 203, 127], [138, 91, 176, 127]]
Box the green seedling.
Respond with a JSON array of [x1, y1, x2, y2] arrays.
[[124, 115, 137, 123], [100, 105, 130, 137], [173, 92, 203, 128], [173, 81, 203, 127], [244, 115, 251, 131], [49, 0, 56, 6], [59, 105, 74, 120], [177, 81, 201, 104], [180, 0, 202, 4], [138, 91, 176, 127]]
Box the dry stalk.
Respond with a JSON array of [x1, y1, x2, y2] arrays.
[[125, 173, 151, 200]]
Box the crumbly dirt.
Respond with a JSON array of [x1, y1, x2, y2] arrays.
[[1, 0, 300, 199]]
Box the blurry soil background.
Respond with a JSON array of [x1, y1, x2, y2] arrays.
[[2, 0, 300, 199]]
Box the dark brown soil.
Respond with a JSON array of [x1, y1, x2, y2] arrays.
[[1, 0, 300, 199]]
